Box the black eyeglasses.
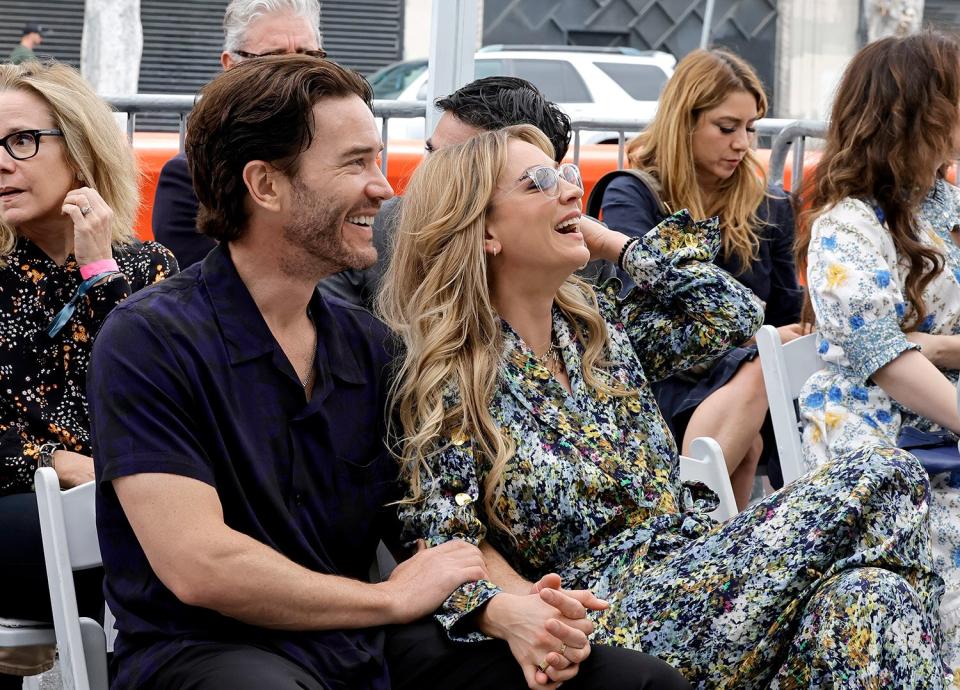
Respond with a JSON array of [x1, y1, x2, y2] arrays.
[[1, 129, 63, 161], [232, 48, 327, 59]]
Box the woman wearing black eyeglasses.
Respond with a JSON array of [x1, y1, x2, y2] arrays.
[[0, 61, 176, 686], [380, 124, 946, 689]]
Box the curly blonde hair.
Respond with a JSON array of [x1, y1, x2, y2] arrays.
[[378, 124, 625, 534], [0, 61, 139, 267], [626, 49, 768, 271]]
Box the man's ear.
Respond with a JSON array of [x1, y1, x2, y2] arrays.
[[242, 160, 284, 214], [220, 51, 235, 70]]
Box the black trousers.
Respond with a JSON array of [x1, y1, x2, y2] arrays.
[[0, 491, 104, 686], [386, 617, 692, 690], [144, 644, 328, 690], [141, 620, 692, 690]]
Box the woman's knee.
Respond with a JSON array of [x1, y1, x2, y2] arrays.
[[831, 445, 929, 496]]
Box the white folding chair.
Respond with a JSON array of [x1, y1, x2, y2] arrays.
[[679, 436, 739, 522], [756, 325, 823, 486], [34, 467, 108, 690], [0, 616, 54, 690]]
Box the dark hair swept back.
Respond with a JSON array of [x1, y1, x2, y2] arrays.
[[435, 76, 572, 162], [796, 31, 960, 328], [185, 54, 373, 242]]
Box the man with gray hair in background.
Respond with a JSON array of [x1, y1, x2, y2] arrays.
[[152, 0, 326, 269]]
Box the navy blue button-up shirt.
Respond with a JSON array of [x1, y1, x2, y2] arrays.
[[88, 245, 399, 689]]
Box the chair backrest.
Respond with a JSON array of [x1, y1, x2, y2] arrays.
[[34, 467, 106, 690], [678, 436, 738, 522], [756, 325, 823, 486]]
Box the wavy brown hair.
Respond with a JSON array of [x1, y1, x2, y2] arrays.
[[796, 31, 960, 328], [379, 125, 627, 535], [626, 49, 768, 270]]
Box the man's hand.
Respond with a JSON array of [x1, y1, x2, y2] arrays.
[[52, 450, 94, 489], [379, 539, 487, 624]]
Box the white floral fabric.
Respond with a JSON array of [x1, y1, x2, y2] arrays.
[[800, 178, 960, 670]]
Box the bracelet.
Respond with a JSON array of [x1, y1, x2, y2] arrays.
[[79, 258, 119, 280], [617, 237, 640, 271]]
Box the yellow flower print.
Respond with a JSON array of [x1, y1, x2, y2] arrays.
[[450, 428, 468, 446], [825, 263, 848, 290], [824, 411, 845, 429]]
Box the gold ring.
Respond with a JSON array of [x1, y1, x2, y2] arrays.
[[537, 659, 550, 673], [558, 642, 567, 656]]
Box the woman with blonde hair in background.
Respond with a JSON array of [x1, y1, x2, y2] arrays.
[[380, 123, 948, 688], [596, 49, 804, 507], [0, 61, 176, 686], [797, 30, 960, 670]]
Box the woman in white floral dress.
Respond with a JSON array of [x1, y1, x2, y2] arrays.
[[798, 30, 960, 669]]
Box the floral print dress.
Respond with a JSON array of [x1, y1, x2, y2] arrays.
[[401, 210, 947, 688], [800, 178, 960, 671]]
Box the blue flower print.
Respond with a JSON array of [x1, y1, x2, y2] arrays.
[[822, 235, 837, 251], [805, 392, 825, 409], [895, 303, 906, 318], [828, 386, 843, 403], [953, 545, 960, 568], [876, 409, 893, 424], [818, 339, 829, 355], [863, 414, 878, 429], [919, 313, 936, 332], [849, 315, 865, 331], [851, 386, 869, 402], [875, 270, 891, 288], [954, 269, 960, 285]]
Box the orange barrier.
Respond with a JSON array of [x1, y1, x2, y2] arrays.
[[130, 136, 955, 241]]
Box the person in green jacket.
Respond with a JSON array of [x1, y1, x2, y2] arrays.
[[8, 23, 46, 64]]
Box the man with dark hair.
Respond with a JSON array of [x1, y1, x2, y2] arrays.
[[151, 0, 324, 270], [8, 22, 46, 64], [323, 75, 577, 309], [86, 55, 488, 690]]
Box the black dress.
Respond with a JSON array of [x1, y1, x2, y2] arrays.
[[601, 173, 803, 486], [0, 236, 176, 629]]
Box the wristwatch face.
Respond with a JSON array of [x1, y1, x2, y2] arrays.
[[38, 442, 58, 468]]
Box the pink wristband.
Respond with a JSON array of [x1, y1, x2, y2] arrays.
[[80, 259, 119, 280]]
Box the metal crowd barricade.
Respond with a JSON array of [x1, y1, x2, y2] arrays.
[[106, 95, 427, 177], [767, 120, 827, 192], [107, 94, 830, 187]]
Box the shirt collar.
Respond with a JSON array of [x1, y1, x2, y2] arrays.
[[201, 244, 365, 384]]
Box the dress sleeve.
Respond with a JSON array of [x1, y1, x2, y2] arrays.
[[0, 422, 35, 495], [806, 201, 917, 383], [762, 190, 804, 326], [599, 175, 662, 239], [398, 432, 502, 642], [610, 209, 765, 383], [85, 242, 178, 337]]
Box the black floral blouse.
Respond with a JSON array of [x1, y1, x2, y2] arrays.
[[0, 237, 177, 495]]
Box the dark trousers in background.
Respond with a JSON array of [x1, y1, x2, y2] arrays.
[[0, 491, 104, 688]]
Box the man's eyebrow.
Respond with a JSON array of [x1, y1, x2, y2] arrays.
[[338, 144, 382, 159]]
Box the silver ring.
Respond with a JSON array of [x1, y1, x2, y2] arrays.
[[80, 206, 93, 216]]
